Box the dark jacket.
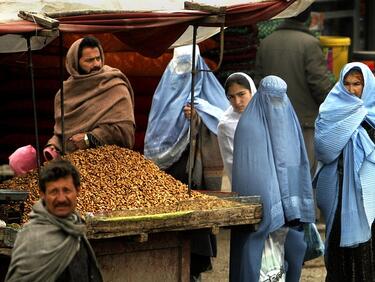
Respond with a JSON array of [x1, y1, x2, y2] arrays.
[[255, 19, 333, 128], [56, 239, 102, 282]]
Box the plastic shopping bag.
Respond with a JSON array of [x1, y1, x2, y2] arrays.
[[303, 223, 324, 262], [9, 145, 37, 175], [259, 228, 288, 282]]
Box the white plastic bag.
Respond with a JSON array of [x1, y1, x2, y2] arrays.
[[259, 228, 288, 282]]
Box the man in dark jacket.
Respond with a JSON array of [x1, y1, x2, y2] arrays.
[[255, 7, 334, 175], [6, 159, 103, 282]]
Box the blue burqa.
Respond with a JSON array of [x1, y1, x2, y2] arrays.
[[314, 62, 375, 250], [231, 76, 315, 281], [144, 45, 230, 169]]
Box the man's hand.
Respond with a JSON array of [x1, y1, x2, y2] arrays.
[[69, 133, 88, 150], [183, 103, 196, 120]]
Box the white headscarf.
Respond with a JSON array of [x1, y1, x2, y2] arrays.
[[217, 72, 257, 181]]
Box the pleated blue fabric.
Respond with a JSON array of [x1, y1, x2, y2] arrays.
[[144, 45, 229, 169], [231, 75, 315, 281], [315, 62, 375, 247]]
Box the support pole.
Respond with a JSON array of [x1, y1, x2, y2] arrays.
[[188, 25, 198, 196], [26, 35, 41, 171], [59, 32, 65, 155], [201, 24, 225, 73]]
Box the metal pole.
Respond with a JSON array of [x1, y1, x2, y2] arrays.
[[200, 24, 225, 73], [59, 32, 65, 155], [352, 0, 360, 51], [26, 35, 41, 171], [188, 25, 198, 196], [367, 0, 375, 49]]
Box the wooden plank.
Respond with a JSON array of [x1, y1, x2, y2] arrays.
[[38, 29, 59, 37], [135, 233, 148, 243], [45, 10, 144, 18], [86, 202, 262, 239], [198, 15, 225, 25], [0, 247, 11, 256], [184, 1, 226, 14], [18, 11, 59, 29], [0, 198, 262, 244], [90, 232, 190, 282], [210, 225, 220, 235], [184, 2, 226, 26]]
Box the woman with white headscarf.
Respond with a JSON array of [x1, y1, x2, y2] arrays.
[[217, 72, 257, 182], [315, 62, 375, 281]]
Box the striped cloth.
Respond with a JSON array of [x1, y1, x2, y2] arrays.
[[315, 62, 375, 247]]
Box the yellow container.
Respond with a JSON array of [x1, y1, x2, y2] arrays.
[[319, 36, 351, 80]]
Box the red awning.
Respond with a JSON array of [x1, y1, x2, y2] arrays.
[[0, 20, 44, 34], [0, 0, 296, 57]]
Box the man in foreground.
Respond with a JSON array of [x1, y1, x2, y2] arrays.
[[6, 159, 103, 282]]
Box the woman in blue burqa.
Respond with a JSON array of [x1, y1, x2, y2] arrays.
[[231, 75, 315, 281], [144, 45, 230, 280], [144, 44, 229, 190], [314, 62, 375, 281]]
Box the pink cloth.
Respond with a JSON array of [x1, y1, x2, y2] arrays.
[[9, 145, 37, 175]]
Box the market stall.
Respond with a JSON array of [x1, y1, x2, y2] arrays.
[[0, 0, 314, 164], [1, 199, 262, 281], [0, 1, 313, 280], [0, 145, 262, 281]]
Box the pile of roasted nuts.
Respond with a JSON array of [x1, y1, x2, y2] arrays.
[[0, 145, 235, 222]]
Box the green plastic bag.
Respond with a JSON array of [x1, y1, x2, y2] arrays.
[[303, 223, 324, 262]]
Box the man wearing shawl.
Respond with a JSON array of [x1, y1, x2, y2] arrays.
[[44, 36, 135, 159], [314, 62, 375, 281], [6, 159, 102, 282], [231, 76, 315, 281]]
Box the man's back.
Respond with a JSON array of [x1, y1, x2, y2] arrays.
[[255, 17, 334, 176], [255, 19, 333, 127]]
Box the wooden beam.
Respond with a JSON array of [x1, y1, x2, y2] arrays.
[[85, 200, 262, 239], [135, 233, 149, 243], [37, 29, 60, 38], [18, 11, 59, 29], [198, 15, 225, 25], [210, 225, 220, 235], [184, 1, 226, 14]]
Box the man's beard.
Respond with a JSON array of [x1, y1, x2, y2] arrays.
[[78, 66, 101, 75], [89, 66, 101, 73]]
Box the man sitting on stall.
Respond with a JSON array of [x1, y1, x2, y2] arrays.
[[44, 36, 135, 160], [5, 159, 103, 282]]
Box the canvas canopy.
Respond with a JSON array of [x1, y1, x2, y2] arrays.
[[0, 0, 314, 57]]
